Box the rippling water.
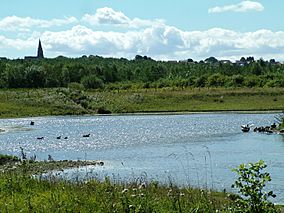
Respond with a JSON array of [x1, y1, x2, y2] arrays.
[[1, 113, 284, 203]]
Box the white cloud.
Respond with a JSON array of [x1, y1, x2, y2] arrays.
[[2, 7, 284, 61], [0, 35, 37, 50], [208, 1, 264, 14], [82, 7, 130, 26], [0, 16, 78, 32], [82, 7, 165, 29], [25, 25, 283, 61]]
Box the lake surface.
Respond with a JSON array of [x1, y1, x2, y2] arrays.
[[1, 113, 284, 203]]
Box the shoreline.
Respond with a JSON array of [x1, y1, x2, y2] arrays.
[[111, 109, 283, 116], [0, 109, 282, 120]]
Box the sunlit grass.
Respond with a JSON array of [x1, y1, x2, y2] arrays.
[[0, 87, 284, 118], [0, 170, 234, 212]]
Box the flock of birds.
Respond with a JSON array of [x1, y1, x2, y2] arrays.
[[30, 121, 91, 140], [241, 122, 279, 133]]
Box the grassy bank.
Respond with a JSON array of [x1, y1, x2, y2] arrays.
[[1, 159, 282, 212], [0, 171, 234, 212], [0, 155, 233, 212], [0, 87, 284, 118]]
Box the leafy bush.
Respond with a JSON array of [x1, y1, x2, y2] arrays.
[[68, 82, 85, 90], [81, 75, 104, 89], [0, 154, 19, 165], [227, 75, 244, 87], [275, 113, 284, 129], [231, 160, 277, 213]]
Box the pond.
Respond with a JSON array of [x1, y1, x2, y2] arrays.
[[0, 113, 284, 203]]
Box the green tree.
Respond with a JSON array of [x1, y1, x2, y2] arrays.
[[205, 56, 218, 64], [25, 65, 46, 88], [6, 64, 27, 88]]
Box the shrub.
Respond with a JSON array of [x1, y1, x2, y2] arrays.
[[81, 75, 104, 89], [0, 154, 19, 165], [97, 107, 111, 114], [206, 73, 227, 87], [275, 113, 284, 129], [68, 82, 85, 90], [227, 75, 244, 87], [231, 160, 277, 213]]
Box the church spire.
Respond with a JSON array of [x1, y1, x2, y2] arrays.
[[37, 39, 44, 59]]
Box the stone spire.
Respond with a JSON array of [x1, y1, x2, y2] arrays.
[[37, 39, 44, 59]]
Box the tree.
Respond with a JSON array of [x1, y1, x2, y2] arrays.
[[251, 63, 262, 75], [205, 57, 218, 64], [246, 56, 255, 63], [25, 65, 46, 88], [6, 64, 27, 88]]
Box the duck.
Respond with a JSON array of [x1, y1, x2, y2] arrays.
[[83, 134, 90, 138]]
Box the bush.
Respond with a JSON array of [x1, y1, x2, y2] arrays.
[[68, 82, 85, 90], [231, 160, 277, 213], [0, 154, 19, 165], [81, 75, 104, 89], [97, 107, 111, 114], [275, 113, 284, 129], [227, 75, 244, 87], [206, 73, 227, 87]]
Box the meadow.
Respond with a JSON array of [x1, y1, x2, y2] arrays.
[[1, 87, 284, 118]]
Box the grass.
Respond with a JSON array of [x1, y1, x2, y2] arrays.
[[0, 87, 284, 118], [0, 152, 282, 212], [98, 87, 284, 113], [0, 159, 282, 212], [0, 167, 234, 212], [0, 155, 235, 212]]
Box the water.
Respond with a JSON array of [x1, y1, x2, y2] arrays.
[[1, 113, 284, 203]]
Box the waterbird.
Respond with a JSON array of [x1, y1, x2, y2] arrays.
[[56, 136, 61, 139], [83, 134, 90, 138], [64, 137, 68, 139], [30, 121, 34, 126], [37, 137, 44, 140]]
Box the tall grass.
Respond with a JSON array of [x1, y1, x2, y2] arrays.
[[0, 169, 234, 212]]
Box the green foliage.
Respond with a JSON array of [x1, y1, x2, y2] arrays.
[[0, 171, 232, 212], [67, 82, 85, 90], [232, 160, 277, 213], [0, 154, 19, 165], [275, 113, 284, 129], [1, 87, 284, 118], [0, 56, 284, 90], [81, 75, 104, 89]]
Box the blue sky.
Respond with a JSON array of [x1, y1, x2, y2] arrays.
[[0, 0, 284, 61]]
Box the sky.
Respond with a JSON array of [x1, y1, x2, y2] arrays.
[[0, 0, 284, 61]]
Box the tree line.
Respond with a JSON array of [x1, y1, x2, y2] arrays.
[[0, 55, 283, 89]]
